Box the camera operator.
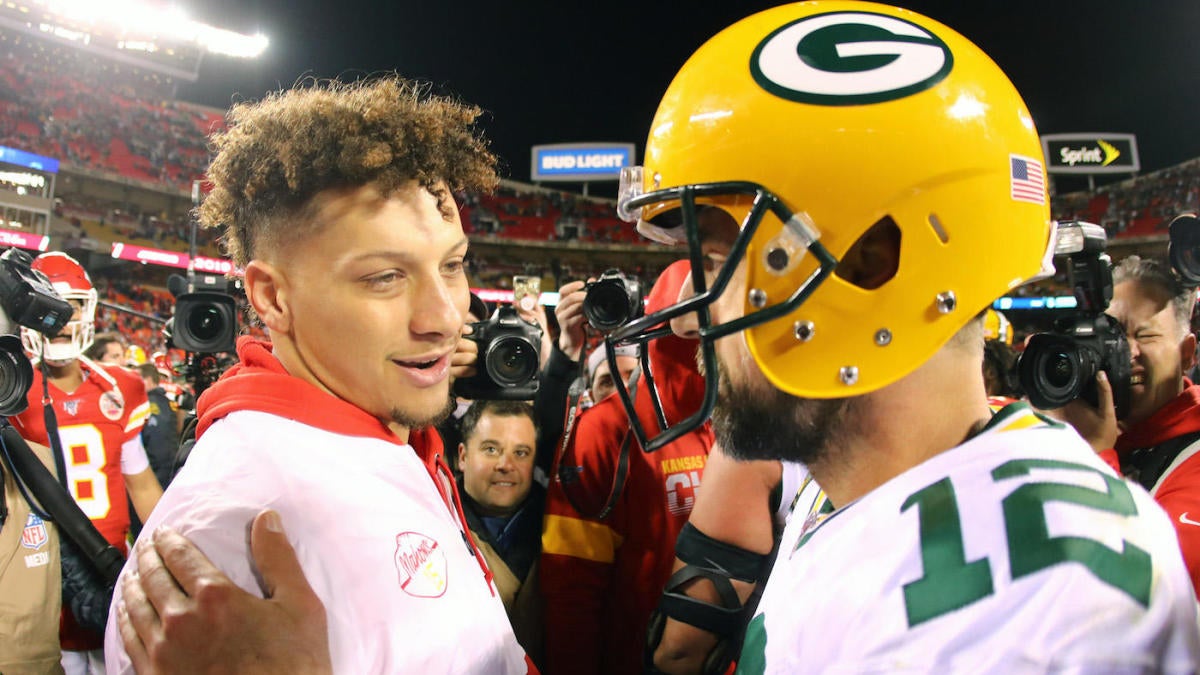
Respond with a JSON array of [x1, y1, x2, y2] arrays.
[[530, 278, 590, 478], [1054, 254, 1200, 595], [0, 435, 63, 674], [542, 260, 714, 675], [533, 275, 643, 479]]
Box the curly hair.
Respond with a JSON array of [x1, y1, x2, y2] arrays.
[[199, 76, 498, 266]]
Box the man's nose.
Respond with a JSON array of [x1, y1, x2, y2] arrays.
[[494, 452, 513, 471], [412, 275, 464, 339], [1127, 337, 1141, 360]]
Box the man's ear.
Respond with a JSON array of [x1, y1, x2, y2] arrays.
[[1181, 331, 1198, 374], [244, 260, 290, 334], [457, 442, 467, 467]]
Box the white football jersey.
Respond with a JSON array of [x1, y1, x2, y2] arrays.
[[106, 411, 528, 674], [739, 403, 1200, 673]]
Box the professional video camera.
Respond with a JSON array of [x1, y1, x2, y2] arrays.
[[167, 273, 240, 354], [1018, 221, 1131, 419], [166, 273, 241, 401], [453, 304, 542, 400], [1168, 213, 1200, 285], [583, 269, 644, 333], [0, 247, 73, 415]]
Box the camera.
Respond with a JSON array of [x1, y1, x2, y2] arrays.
[[0, 248, 73, 338], [1017, 221, 1131, 418], [583, 269, 644, 332], [167, 273, 240, 354], [1168, 214, 1200, 285], [453, 305, 542, 400], [0, 248, 74, 416]]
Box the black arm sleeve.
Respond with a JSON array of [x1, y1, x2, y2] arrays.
[[534, 344, 582, 475], [60, 536, 116, 634]]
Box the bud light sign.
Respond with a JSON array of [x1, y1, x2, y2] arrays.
[[531, 143, 635, 182]]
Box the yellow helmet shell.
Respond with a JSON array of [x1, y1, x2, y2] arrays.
[[639, 1, 1052, 398], [983, 309, 1013, 345], [126, 344, 148, 366]]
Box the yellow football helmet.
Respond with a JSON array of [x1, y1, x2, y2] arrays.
[[610, 1, 1054, 448], [983, 309, 1013, 345], [126, 344, 148, 367]]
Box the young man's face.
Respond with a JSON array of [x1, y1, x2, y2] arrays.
[[1108, 278, 1197, 429], [457, 411, 536, 517], [271, 181, 470, 432]]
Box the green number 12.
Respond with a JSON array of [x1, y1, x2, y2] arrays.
[[900, 459, 1152, 628]]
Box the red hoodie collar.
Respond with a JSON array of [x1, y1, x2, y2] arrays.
[[195, 337, 442, 462], [1115, 379, 1200, 453]]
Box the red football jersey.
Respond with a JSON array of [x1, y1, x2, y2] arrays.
[[14, 358, 150, 546]]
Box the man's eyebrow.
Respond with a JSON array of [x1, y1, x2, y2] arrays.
[[340, 237, 470, 266]]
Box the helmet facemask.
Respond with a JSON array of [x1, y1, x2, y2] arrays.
[[607, 179, 838, 451]]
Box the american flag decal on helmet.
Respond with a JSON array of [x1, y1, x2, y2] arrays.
[[1010, 154, 1046, 205]]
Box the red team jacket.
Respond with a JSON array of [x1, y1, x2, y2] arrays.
[[541, 261, 714, 675], [13, 357, 149, 650], [1098, 381, 1200, 598]]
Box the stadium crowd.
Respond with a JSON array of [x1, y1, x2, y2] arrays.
[[1053, 158, 1200, 240], [6, 3, 1200, 675], [0, 38, 219, 191]]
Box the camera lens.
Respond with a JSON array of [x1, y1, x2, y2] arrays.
[[486, 335, 538, 386], [1030, 346, 1087, 404], [1169, 215, 1200, 284], [1043, 351, 1075, 389], [0, 334, 32, 415], [187, 305, 225, 342], [584, 280, 635, 331], [1018, 333, 1098, 410]]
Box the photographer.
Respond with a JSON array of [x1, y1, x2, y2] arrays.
[[0, 436, 62, 674], [541, 260, 714, 675], [533, 274, 642, 479], [529, 279, 588, 479], [1054, 255, 1200, 596]]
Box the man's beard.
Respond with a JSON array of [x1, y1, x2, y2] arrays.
[[390, 393, 456, 430], [712, 361, 857, 466]]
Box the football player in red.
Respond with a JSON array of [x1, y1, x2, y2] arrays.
[[12, 251, 161, 675]]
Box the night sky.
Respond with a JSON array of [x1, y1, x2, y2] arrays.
[[176, 1, 1200, 193]]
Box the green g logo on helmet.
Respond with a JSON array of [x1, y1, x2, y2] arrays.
[[751, 11, 954, 105]]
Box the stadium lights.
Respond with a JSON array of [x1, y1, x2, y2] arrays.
[[32, 0, 268, 58]]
